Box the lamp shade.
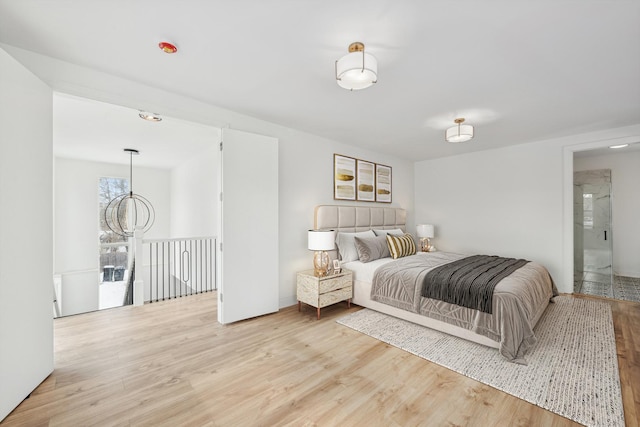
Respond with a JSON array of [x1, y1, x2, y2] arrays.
[[445, 124, 474, 143], [336, 42, 377, 91], [445, 118, 474, 143], [308, 230, 336, 251], [416, 224, 434, 239]]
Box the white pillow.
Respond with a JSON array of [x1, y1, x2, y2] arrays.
[[373, 228, 404, 237], [335, 230, 376, 262]]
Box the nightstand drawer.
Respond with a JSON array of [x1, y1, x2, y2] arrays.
[[318, 286, 352, 308], [319, 274, 351, 293]]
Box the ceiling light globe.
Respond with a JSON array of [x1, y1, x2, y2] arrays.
[[336, 51, 378, 91]]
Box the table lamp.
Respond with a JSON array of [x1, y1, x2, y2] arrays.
[[416, 224, 434, 252], [308, 230, 336, 277]]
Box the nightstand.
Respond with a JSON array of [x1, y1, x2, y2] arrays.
[[297, 269, 353, 319]]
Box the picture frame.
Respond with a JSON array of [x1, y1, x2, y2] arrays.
[[334, 154, 356, 200], [356, 159, 375, 201], [332, 259, 341, 274], [375, 164, 392, 203]]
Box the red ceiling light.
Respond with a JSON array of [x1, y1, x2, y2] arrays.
[[158, 42, 177, 54]]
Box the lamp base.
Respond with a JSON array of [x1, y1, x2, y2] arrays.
[[313, 251, 330, 277], [420, 237, 432, 252]]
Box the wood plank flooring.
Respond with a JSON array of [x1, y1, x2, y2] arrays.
[[2, 292, 638, 426]]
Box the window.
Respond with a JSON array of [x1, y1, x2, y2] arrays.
[[99, 177, 129, 244], [98, 177, 130, 289]]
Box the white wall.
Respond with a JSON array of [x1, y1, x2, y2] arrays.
[[0, 48, 53, 422], [414, 125, 640, 294], [575, 150, 640, 277], [170, 144, 219, 239], [54, 157, 171, 315]]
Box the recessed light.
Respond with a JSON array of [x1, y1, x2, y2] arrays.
[[138, 111, 162, 122], [609, 144, 629, 149], [158, 41, 177, 54]]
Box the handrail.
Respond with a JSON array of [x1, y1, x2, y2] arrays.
[[142, 236, 216, 244]]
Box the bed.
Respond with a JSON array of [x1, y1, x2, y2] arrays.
[[315, 205, 557, 364]]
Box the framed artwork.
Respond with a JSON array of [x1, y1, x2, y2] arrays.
[[332, 259, 341, 274], [375, 164, 392, 203], [356, 159, 375, 201], [334, 154, 356, 200]]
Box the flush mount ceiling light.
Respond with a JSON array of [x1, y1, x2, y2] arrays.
[[138, 110, 162, 122], [158, 41, 177, 54], [335, 42, 378, 91], [609, 144, 629, 149], [445, 118, 474, 143]]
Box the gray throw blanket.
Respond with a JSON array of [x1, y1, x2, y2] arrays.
[[421, 255, 529, 314]]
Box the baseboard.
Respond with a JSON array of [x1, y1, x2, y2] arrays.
[[614, 271, 640, 279], [279, 295, 297, 309]]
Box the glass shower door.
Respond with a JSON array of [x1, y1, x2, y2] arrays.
[[575, 169, 613, 297]]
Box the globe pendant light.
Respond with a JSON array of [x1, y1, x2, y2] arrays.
[[104, 149, 155, 237]]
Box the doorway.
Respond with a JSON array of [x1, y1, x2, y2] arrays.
[[571, 142, 640, 303], [53, 93, 221, 317]]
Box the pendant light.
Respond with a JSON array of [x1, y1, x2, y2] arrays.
[[104, 149, 155, 237]]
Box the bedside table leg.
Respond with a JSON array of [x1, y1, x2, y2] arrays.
[[347, 299, 351, 308], [298, 301, 301, 312], [317, 307, 320, 320]]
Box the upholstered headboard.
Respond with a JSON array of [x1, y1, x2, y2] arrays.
[[314, 205, 406, 233]]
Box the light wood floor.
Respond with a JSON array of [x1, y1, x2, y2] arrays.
[[2, 292, 638, 426]]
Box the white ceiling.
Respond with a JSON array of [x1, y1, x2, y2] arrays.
[[1, 0, 639, 162], [53, 93, 220, 168]]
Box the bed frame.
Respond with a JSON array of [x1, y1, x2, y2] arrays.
[[314, 204, 500, 349]]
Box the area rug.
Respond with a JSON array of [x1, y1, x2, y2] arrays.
[[337, 296, 624, 427]]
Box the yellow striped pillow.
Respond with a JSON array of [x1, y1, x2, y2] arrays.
[[386, 233, 417, 259]]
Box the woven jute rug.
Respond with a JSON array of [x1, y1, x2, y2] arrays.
[[337, 296, 624, 427]]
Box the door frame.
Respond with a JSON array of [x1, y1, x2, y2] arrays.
[[562, 136, 639, 292]]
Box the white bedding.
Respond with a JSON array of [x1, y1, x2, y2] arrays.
[[343, 257, 502, 349], [341, 255, 551, 354], [342, 258, 394, 283]]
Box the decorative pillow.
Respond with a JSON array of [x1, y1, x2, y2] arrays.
[[373, 228, 404, 237], [354, 235, 390, 263], [335, 230, 376, 262], [386, 233, 417, 259]]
